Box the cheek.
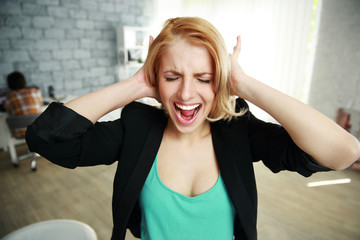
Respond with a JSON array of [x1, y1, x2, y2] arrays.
[[204, 86, 216, 103], [205, 88, 216, 111], [209, 83, 216, 104]]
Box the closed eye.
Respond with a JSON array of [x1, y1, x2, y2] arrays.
[[166, 77, 179, 81], [198, 79, 211, 83]]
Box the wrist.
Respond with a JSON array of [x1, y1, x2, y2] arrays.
[[232, 73, 253, 99], [125, 75, 156, 100]]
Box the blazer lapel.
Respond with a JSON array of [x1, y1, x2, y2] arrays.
[[211, 122, 257, 240], [123, 113, 167, 202], [113, 112, 167, 239]]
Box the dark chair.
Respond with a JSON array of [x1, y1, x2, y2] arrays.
[[6, 113, 40, 171]]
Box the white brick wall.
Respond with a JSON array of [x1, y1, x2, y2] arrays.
[[0, 0, 152, 97]]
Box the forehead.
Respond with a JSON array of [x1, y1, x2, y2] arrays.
[[159, 39, 214, 72]]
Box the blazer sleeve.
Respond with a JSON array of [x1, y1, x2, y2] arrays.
[[25, 102, 124, 169], [236, 98, 331, 177]]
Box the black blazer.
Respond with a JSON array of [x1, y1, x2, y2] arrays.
[[26, 98, 329, 240]]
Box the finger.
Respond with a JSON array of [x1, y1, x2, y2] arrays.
[[232, 35, 241, 57], [233, 36, 241, 54], [149, 35, 154, 47]]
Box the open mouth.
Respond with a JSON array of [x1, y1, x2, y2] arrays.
[[174, 103, 201, 125]]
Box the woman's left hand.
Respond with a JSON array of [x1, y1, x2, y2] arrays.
[[229, 36, 250, 98]]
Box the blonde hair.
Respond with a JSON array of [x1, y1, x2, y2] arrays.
[[144, 17, 246, 121]]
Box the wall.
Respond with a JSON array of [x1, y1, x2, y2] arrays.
[[308, 0, 360, 119], [0, 0, 152, 97]]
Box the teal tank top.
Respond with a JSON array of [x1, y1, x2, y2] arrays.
[[139, 154, 236, 240]]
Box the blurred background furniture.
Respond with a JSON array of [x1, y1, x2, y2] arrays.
[[5, 113, 40, 171], [336, 108, 360, 171], [336, 108, 352, 132], [336, 107, 360, 140], [1, 219, 97, 240]]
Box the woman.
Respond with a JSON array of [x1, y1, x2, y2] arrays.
[[26, 17, 360, 240]]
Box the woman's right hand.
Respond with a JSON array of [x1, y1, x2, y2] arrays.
[[131, 65, 159, 101], [229, 36, 252, 99], [129, 35, 160, 102]]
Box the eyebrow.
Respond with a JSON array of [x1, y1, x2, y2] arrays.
[[194, 72, 214, 77], [163, 70, 214, 77], [163, 70, 181, 75]]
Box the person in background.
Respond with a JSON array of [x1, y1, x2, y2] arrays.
[[4, 71, 43, 137]]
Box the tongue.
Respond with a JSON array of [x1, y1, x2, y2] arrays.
[[180, 108, 196, 118]]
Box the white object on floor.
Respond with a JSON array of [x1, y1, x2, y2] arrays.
[[1, 219, 97, 240]]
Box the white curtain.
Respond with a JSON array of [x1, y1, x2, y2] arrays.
[[152, 0, 317, 119]]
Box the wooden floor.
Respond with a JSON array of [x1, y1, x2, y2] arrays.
[[1, 144, 359, 240]]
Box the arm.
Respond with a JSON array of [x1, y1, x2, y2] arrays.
[[230, 36, 360, 170], [65, 36, 157, 123], [26, 103, 124, 168], [65, 66, 157, 123]]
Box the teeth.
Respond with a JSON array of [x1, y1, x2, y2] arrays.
[[175, 103, 200, 110]]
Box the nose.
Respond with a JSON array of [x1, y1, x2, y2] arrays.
[[178, 77, 194, 101]]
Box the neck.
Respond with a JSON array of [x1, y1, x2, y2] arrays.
[[165, 120, 211, 145]]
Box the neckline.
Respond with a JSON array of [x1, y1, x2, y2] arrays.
[[154, 154, 221, 201]]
